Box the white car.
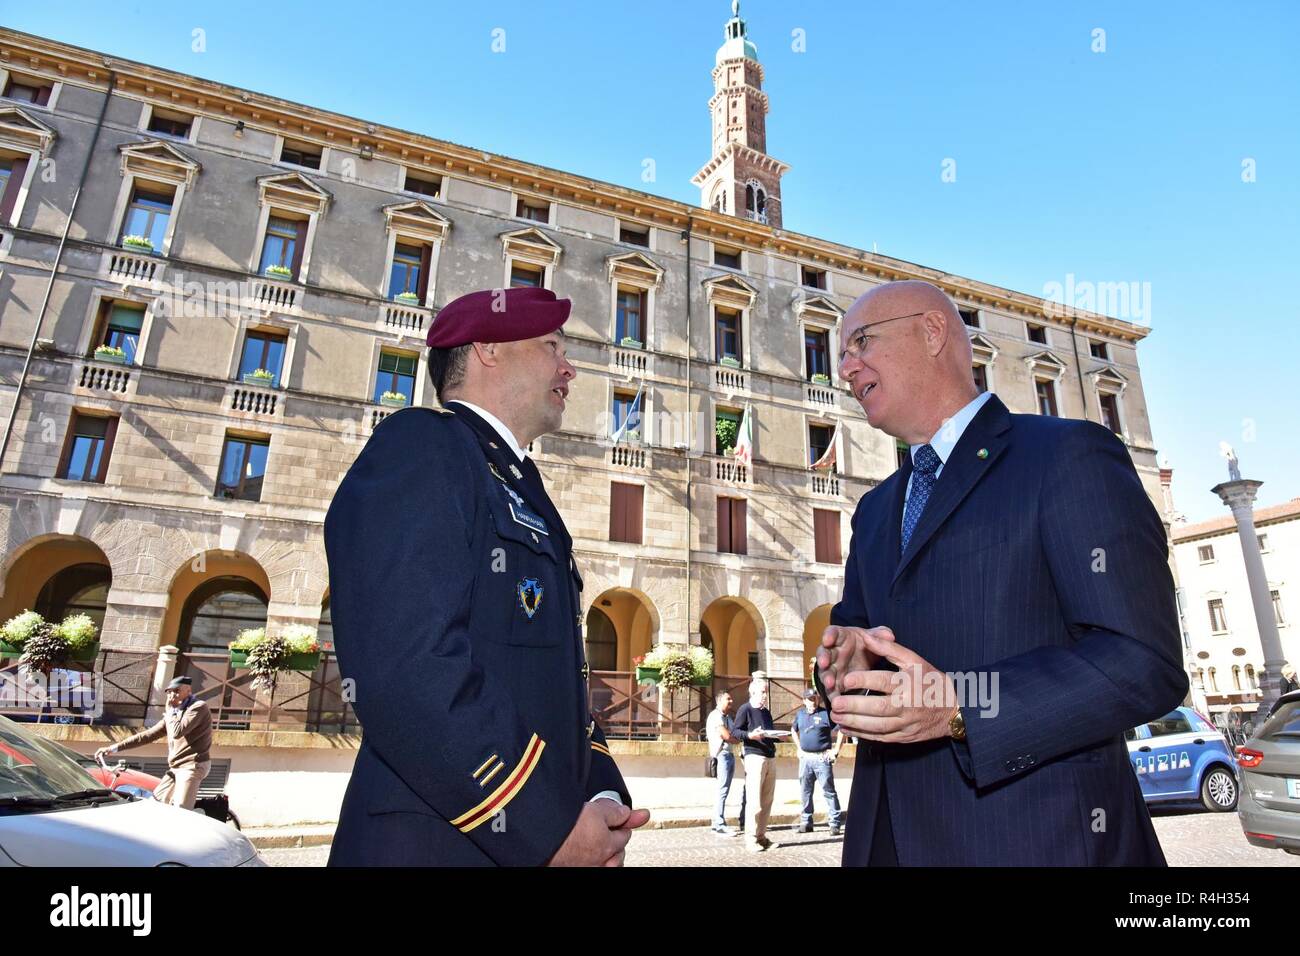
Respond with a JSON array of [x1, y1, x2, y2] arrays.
[[0, 715, 265, 866]]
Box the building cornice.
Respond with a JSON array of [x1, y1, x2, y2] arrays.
[[0, 27, 1151, 344]]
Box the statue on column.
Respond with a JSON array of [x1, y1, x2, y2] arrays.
[[1218, 441, 1242, 481]]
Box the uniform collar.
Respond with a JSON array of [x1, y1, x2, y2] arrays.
[[911, 391, 993, 469], [447, 400, 527, 462]]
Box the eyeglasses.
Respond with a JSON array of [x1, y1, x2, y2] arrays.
[[838, 311, 926, 364]]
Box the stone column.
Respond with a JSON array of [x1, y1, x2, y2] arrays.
[[1211, 477, 1287, 718], [147, 645, 179, 724]]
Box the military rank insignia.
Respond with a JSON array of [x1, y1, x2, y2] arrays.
[[517, 577, 544, 620]]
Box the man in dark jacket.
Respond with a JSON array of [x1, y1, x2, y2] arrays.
[[325, 287, 648, 866]]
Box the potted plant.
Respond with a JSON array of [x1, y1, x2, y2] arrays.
[[0, 610, 100, 671], [380, 390, 409, 408], [636, 643, 713, 688], [0, 609, 43, 658], [121, 234, 154, 253], [394, 291, 421, 304], [811, 372, 831, 385], [719, 355, 741, 369], [242, 368, 276, 387], [264, 264, 293, 279], [94, 345, 128, 364], [619, 336, 643, 349], [633, 654, 658, 685], [715, 417, 738, 457], [230, 625, 321, 690]]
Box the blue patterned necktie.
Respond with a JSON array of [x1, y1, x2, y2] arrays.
[[901, 443, 942, 554]]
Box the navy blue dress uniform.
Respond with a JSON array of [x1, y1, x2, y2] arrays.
[[324, 288, 630, 866]]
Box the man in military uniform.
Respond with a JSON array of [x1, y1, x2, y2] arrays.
[[324, 287, 647, 866]]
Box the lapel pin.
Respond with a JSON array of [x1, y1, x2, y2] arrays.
[[509, 464, 523, 480], [977, 448, 989, 459], [488, 441, 499, 450]]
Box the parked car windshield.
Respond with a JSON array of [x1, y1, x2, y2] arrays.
[[1258, 700, 1300, 740], [0, 715, 106, 801]]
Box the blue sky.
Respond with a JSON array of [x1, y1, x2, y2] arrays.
[[8, 1, 1298, 521]]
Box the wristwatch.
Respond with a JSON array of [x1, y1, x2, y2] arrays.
[[948, 706, 966, 741]]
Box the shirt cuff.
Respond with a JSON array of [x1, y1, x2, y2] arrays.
[[589, 790, 624, 806]]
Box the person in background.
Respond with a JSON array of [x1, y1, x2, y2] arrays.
[[706, 690, 741, 836], [96, 675, 211, 810], [732, 676, 776, 853], [791, 688, 845, 836]]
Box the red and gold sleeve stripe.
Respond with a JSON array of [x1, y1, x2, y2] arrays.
[[450, 734, 545, 834], [590, 741, 612, 758]]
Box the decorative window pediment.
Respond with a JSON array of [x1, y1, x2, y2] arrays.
[[1090, 365, 1128, 393], [382, 200, 450, 243], [969, 333, 998, 364], [793, 293, 842, 326], [1024, 349, 1067, 380], [704, 273, 758, 310], [501, 226, 561, 267], [119, 139, 199, 187], [606, 251, 664, 289], [256, 171, 331, 215], [0, 106, 55, 153]]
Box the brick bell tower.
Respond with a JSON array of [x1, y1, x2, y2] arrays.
[[691, 0, 790, 228]]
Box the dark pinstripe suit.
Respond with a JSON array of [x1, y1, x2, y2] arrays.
[[832, 395, 1187, 866]]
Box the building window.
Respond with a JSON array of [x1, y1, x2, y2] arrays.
[[147, 110, 192, 139], [615, 288, 645, 344], [374, 351, 417, 405], [804, 327, 830, 381], [509, 262, 544, 288], [389, 242, 430, 301], [808, 422, 834, 468], [1198, 544, 1215, 563], [1098, 392, 1122, 435], [972, 364, 988, 393], [813, 508, 841, 564], [609, 482, 644, 544], [715, 408, 741, 455], [619, 223, 649, 247], [120, 185, 174, 251], [1258, 534, 1269, 552], [238, 329, 288, 385], [1245, 665, 1258, 691], [279, 140, 321, 170], [0, 156, 23, 222], [801, 266, 826, 290], [958, 308, 979, 328], [717, 496, 748, 555], [1232, 665, 1242, 692], [1090, 340, 1110, 361], [713, 244, 741, 269], [896, 441, 910, 471], [516, 197, 549, 223], [403, 172, 441, 198], [1208, 598, 1228, 634], [2, 74, 51, 106], [216, 435, 270, 501], [1273, 589, 1286, 626], [714, 308, 741, 363], [98, 303, 145, 364], [258, 216, 306, 278], [1027, 323, 1047, 345], [1207, 667, 1219, 693], [1034, 379, 1058, 417], [58, 413, 117, 483], [744, 183, 767, 222], [612, 390, 642, 439]]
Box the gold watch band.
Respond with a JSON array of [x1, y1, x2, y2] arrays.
[[948, 707, 967, 741]]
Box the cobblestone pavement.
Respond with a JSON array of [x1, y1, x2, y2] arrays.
[[260, 809, 1298, 867]]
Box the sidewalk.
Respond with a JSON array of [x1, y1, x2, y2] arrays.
[[243, 769, 854, 848]]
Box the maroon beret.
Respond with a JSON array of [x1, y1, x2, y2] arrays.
[[426, 287, 571, 349]]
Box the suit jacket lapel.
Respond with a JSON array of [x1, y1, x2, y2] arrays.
[[893, 395, 1012, 587]]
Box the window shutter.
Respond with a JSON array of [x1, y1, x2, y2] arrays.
[[814, 509, 841, 564], [717, 496, 731, 553], [732, 499, 748, 556], [35, 85, 51, 107], [96, 417, 120, 483], [0, 156, 29, 223], [627, 484, 643, 545], [609, 482, 625, 542], [290, 220, 308, 277], [417, 244, 432, 301]]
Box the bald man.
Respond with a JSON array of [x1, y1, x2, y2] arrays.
[[816, 280, 1186, 866]]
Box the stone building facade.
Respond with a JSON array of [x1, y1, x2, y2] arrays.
[[0, 16, 1162, 726]]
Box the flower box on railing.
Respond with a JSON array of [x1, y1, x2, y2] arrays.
[[0, 640, 23, 659], [394, 292, 421, 304], [810, 373, 831, 385], [719, 356, 741, 369], [619, 337, 644, 349], [121, 235, 155, 253], [263, 265, 294, 279], [242, 371, 276, 387], [68, 642, 100, 664], [635, 665, 709, 687], [229, 648, 321, 672], [379, 392, 409, 408], [93, 347, 128, 365]]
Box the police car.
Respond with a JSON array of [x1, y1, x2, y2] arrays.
[[1125, 707, 1239, 811]]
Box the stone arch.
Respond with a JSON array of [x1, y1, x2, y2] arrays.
[[0, 534, 112, 623], [701, 595, 766, 677], [801, 604, 832, 683], [161, 550, 271, 650], [586, 587, 660, 671]]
